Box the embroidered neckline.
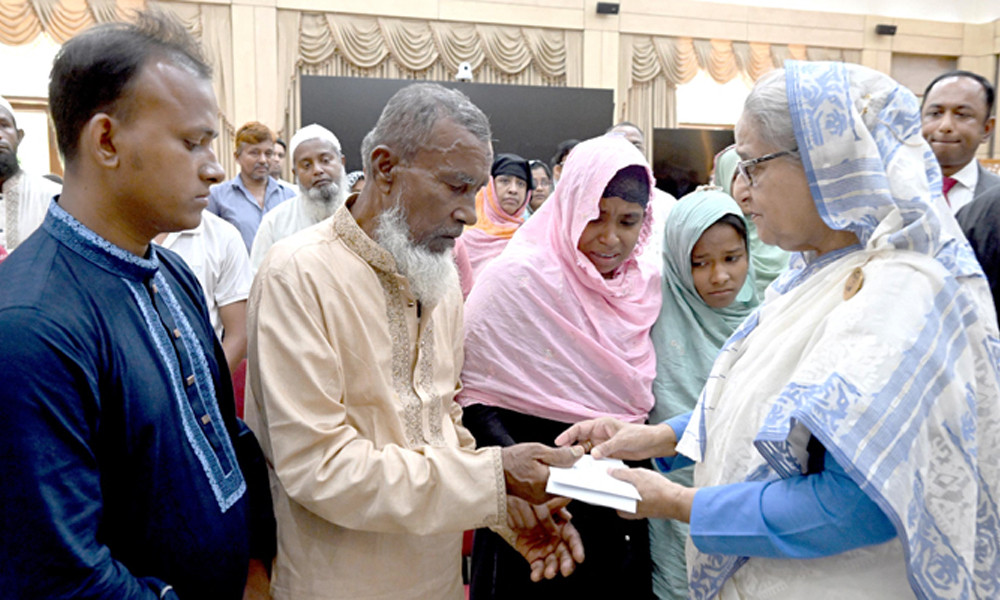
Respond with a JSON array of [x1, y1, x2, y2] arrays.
[[1, 170, 23, 194], [3, 171, 23, 249], [44, 200, 159, 281], [332, 204, 397, 274]]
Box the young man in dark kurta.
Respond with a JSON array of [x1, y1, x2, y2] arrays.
[[0, 12, 273, 599]]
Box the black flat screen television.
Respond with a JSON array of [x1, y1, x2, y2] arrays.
[[300, 76, 614, 173]]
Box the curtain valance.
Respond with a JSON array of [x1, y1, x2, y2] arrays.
[[631, 35, 861, 85], [0, 0, 140, 45], [298, 13, 570, 81]]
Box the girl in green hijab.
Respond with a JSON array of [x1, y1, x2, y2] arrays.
[[648, 189, 760, 600], [714, 145, 790, 297]]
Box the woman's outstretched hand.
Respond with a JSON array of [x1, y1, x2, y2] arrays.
[[609, 467, 695, 522], [554, 417, 678, 461]]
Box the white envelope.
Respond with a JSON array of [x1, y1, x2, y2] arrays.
[[546, 455, 642, 513]]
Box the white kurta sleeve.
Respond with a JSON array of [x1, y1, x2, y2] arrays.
[[248, 216, 275, 276]]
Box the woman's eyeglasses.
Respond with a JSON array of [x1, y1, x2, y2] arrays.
[[737, 148, 798, 186]]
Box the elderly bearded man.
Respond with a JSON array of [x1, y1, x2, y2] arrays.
[[250, 123, 347, 273], [0, 95, 62, 259], [245, 83, 585, 600]]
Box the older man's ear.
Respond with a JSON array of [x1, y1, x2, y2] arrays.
[[369, 145, 396, 192]]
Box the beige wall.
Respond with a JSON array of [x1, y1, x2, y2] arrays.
[[174, 1, 999, 104], [2, 1, 995, 175], [162, 0, 1000, 159]]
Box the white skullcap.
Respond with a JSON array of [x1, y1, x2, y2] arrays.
[[345, 170, 364, 188], [0, 95, 14, 122], [289, 124, 341, 160]]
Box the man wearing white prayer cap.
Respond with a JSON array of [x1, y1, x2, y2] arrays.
[[249, 123, 347, 272], [0, 95, 62, 260]]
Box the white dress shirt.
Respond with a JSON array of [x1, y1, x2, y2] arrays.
[[158, 210, 252, 338], [945, 159, 979, 215]]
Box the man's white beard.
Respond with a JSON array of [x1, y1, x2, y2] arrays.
[[373, 205, 458, 306], [300, 174, 347, 224]]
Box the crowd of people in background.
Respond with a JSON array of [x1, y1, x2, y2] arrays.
[[1, 8, 999, 600]]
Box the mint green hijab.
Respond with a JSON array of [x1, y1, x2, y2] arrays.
[[714, 146, 790, 298], [648, 189, 759, 600], [649, 189, 759, 424]]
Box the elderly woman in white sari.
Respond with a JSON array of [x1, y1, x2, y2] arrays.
[[557, 61, 1000, 600], [713, 146, 790, 298]]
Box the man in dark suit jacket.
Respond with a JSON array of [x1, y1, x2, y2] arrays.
[[974, 162, 1000, 197], [922, 70, 1000, 318], [921, 71, 999, 207], [956, 183, 1000, 322]]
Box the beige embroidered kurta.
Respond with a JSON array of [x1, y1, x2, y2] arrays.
[[1, 171, 61, 251], [245, 205, 506, 600]]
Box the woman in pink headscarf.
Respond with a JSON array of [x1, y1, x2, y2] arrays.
[[458, 135, 662, 599], [454, 153, 533, 296]]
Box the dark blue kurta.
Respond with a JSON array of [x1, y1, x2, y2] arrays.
[[0, 202, 271, 599]]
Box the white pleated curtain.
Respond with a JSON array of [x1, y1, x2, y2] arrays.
[[285, 13, 582, 164], [622, 35, 861, 160], [0, 0, 142, 45]]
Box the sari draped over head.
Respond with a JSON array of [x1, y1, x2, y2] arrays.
[[650, 189, 759, 425], [458, 135, 662, 424], [714, 145, 790, 298], [677, 61, 1000, 600], [456, 176, 530, 282]]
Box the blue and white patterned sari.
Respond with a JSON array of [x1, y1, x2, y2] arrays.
[[677, 61, 1000, 600]]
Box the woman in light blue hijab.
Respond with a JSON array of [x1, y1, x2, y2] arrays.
[[648, 189, 759, 600]]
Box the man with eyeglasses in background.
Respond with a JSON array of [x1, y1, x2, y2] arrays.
[[209, 121, 296, 252]]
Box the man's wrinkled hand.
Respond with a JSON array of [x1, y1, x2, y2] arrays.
[[507, 495, 572, 533], [508, 497, 585, 582], [501, 443, 583, 504]]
